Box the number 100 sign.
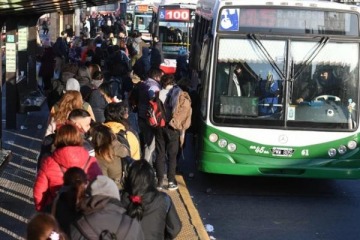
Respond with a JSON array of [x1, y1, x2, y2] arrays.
[[160, 9, 190, 21]]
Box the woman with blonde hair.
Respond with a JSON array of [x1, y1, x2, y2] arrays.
[[89, 123, 129, 189], [46, 90, 94, 136]]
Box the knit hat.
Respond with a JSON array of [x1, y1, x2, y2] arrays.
[[65, 78, 80, 92], [89, 175, 120, 200]]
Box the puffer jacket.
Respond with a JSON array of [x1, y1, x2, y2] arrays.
[[33, 146, 102, 211], [70, 196, 144, 240]]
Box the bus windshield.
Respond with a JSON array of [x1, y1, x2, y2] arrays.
[[212, 38, 359, 130], [159, 21, 193, 55], [133, 15, 152, 32]]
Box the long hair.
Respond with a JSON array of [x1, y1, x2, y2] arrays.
[[63, 167, 87, 211], [89, 124, 115, 162], [54, 91, 83, 123], [54, 123, 83, 148], [27, 213, 66, 240], [124, 159, 158, 221]]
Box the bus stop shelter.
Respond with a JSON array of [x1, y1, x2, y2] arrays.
[[0, 0, 118, 169]]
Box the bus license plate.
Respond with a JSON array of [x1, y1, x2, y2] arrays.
[[271, 147, 294, 157]]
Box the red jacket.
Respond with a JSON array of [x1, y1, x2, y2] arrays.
[[33, 146, 102, 211]]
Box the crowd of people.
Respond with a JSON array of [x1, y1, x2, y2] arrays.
[[30, 17, 198, 239]]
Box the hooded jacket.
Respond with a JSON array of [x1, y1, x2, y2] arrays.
[[33, 146, 102, 211], [70, 195, 144, 240]]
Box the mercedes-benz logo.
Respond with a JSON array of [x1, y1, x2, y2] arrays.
[[278, 135, 288, 144]]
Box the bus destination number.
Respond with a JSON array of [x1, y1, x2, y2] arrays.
[[271, 147, 294, 157], [160, 9, 190, 21]]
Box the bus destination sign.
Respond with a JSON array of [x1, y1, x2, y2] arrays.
[[218, 8, 358, 36]]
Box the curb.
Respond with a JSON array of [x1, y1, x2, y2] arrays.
[[176, 175, 210, 240]]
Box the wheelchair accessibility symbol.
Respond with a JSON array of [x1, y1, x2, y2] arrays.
[[159, 10, 165, 19]]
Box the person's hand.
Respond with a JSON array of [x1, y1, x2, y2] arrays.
[[296, 98, 304, 104]]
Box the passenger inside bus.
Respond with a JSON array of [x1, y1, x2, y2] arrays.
[[233, 63, 257, 97], [295, 67, 341, 104]]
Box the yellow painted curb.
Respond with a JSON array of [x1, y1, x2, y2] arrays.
[[176, 175, 210, 240]]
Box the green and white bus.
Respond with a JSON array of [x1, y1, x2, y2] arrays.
[[191, 0, 360, 178]]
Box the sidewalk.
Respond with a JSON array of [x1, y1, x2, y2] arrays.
[[0, 93, 208, 239]]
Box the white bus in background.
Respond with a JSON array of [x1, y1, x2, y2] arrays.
[[150, 0, 197, 74], [133, 2, 154, 41]]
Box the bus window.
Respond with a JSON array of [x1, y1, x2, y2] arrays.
[[288, 41, 359, 128], [134, 15, 151, 32], [213, 38, 286, 122]]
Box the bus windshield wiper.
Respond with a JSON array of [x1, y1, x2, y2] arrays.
[[248, 34, 286, 80], [291, 36, 330, 81]]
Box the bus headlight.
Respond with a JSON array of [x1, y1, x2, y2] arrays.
[[338, 145, 347, 155], [227, 143, 237, 152], [328, 148, 337, 157], [218, 139, 227, 148], [209, 133, 218, 143], [347, 140, 357, 150]]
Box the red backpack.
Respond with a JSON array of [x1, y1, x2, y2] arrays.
[[147, 92, 166, 128]]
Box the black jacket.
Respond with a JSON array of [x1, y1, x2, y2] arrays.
[[122, 191, 182, 240]]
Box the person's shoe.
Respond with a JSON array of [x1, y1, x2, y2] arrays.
[[157, 179, 164, 191], [167, 182, 178, 191]]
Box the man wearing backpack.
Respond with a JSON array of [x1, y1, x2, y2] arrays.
[[70, 175, 144, 240], [155, 74, 192, 191]]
